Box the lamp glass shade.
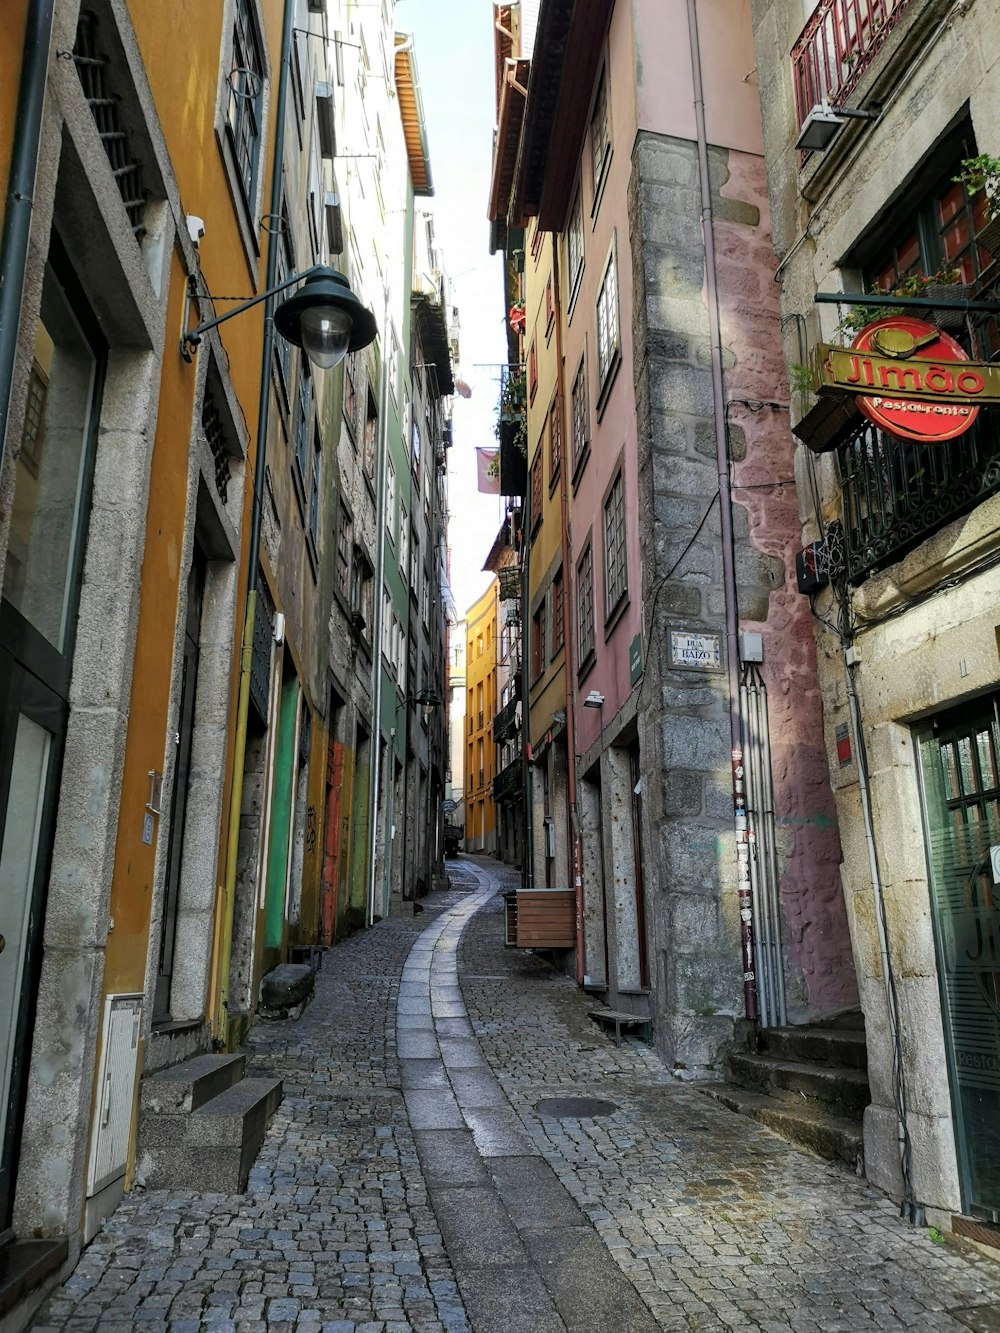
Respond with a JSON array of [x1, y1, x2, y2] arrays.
[[299, 305, 353, 370]]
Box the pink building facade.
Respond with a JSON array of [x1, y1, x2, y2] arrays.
[[494, 0, 855, 1075]]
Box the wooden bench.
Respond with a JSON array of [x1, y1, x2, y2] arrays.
[[588, 1008, 652, 1048]]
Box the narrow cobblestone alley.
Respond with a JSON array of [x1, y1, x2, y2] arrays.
[[27, 856, 1000, 1333]]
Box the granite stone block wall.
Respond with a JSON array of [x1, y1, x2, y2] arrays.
[[630, 131, 855, 1074]]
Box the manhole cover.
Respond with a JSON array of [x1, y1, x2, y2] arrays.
[[535, 1097, 618, 1119]]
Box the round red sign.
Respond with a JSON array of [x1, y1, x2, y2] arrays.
[[851, 317, 980, 443]]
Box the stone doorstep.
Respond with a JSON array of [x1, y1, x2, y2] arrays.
[[139, 1052, 247, 1115], [763, 1024, 869, 1072], [695, 1081, 864, 1171], [137, 1076, 282, 1193], [726, 1051, 871, 1117], [0, 1237, 69, 1320]]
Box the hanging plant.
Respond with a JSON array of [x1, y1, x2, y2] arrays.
[[495, 368, 527, 456], [508, 302, 526, 336]]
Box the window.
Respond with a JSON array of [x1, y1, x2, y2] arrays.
[[386, 456, 396, 541], [293, 364, 312, 501], [590, 69, 611, 207], [571, 355, 590, 475], [552, 568, 565, 655], [350, 545, 373, 635], [545, 276, 554, 337], [596, 242, 620, 394], [273, 200, 294, 402], [399, 504, 409, 576], [528, 337, 538, 402], [604, 470, 627, 617], [336, 502, 353, 600], [411, 416, 422, 478], [343, 351, 360, 440], [577, 541, 595, 667], [409, 525, 420, 596], [567, 190, 584, 307], [308, 424, 321, 553], [548, 396, 563, 486], [529, 449, 543, 533], [226, 0, 265, 211], [868, 164, 991, 293], [531, 603, 546, 680], [363, 389, 377, 482]]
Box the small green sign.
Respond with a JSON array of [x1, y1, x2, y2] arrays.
[[629, 633, 643, 686]]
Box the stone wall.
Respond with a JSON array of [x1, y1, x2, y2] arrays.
[[630, 130, 855, 1075]]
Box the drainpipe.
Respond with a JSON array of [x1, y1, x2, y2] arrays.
[[550, 234, 585, 984], [0, 0, 55, 459], [212, 0, 295, 1041], [365, 276, 394, 926], [686, 0, 757, 1019]]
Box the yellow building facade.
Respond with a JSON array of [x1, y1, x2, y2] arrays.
[[464, 581, 498, 853]]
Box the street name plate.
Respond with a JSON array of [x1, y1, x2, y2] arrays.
[[667, 628, 722, 672]]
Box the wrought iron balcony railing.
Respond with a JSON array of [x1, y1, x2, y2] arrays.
[[791, 0, 913, 131], [837, 409, 1000, 583], [493, 757, 522, 804], [493, 695, 519, 744]]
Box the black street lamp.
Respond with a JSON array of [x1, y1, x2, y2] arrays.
[[182, 264, 376, 369]]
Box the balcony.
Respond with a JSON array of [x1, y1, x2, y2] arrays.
[[493, 757, 522, 804], [493, 695, 519, 744], [836, 409, 1000, 583], [791, 0, 913, 132], [478, 767, 485, 789]]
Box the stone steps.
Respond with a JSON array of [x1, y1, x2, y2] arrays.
[[136, 1055, 282, 1194], [726, 1050, 870, 1117], [696, 1012, 870, 1174], [694, 1083, 864, 1174]]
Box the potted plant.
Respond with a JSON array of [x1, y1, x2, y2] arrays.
[[954, 154, 1000, 259], [915, 267, 970, 331]]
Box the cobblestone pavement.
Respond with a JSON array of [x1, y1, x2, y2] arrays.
[[27, 853, 1000, 1333], [458, 860, 1000, 1333]]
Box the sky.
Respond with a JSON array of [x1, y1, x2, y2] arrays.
[[398, 0, 510, 622]]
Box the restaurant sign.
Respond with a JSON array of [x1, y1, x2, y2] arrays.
[[813, 318, 997, 443]]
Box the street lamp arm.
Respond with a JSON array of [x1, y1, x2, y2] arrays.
[[181, 264, 327, 359]]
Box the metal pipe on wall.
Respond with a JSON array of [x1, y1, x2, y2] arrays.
[[741, 679, 771, 1026], [755, 667, 788, 1026]]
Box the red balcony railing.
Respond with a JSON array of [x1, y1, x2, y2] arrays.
[[791, 0, 913, 130]]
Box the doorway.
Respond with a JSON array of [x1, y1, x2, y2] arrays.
[[917, 695, 1000, 1222], [154, 547, 206, 1021], [0, 243, 105, 1230]]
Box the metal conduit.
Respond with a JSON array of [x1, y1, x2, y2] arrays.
[[741, 680, 773, 1027], [756, 668, 788, 1026], [740, 663, 788, 1028]]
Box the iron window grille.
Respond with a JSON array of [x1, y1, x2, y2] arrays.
[[73, 10, 148, 241], [837, 412, 1000, 584], [201, 384, 232, 504]]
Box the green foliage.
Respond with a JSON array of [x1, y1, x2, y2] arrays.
[[954, 154, 1000, 221], [837, 268, 964, 338], [495, 367, 527, 455]]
